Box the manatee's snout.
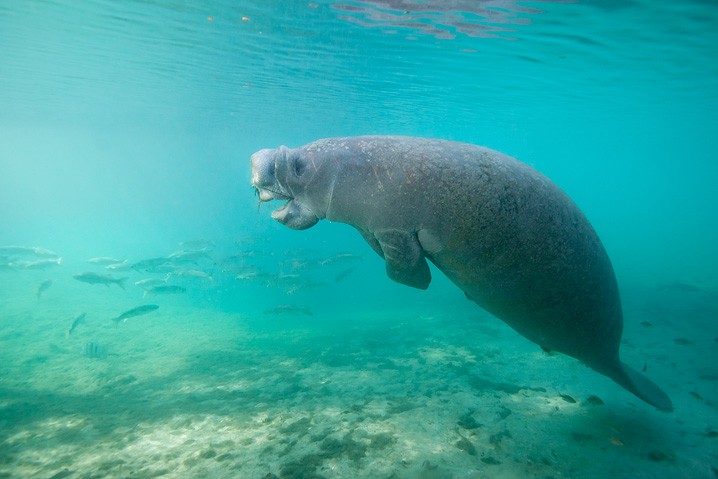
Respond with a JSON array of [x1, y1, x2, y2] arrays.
[[250, 148, 290, 201], [250, 146, 320, 230]]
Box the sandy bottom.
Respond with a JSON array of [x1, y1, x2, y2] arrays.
[[1, 270, 717, 479]]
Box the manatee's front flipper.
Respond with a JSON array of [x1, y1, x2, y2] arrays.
[[366, 230, 431, 290]]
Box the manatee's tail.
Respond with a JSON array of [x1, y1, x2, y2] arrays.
[[610, 362, 673, 412]]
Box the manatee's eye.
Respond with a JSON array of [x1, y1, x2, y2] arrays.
[[292, 155, 307, 177]]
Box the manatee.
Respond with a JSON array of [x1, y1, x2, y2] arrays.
[[250, 136, 673, 411]]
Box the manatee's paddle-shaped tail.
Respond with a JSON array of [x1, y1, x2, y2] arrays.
[[610, 362, 673, 411]]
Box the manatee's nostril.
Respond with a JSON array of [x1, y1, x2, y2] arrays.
[[292, 155, 306, 177]]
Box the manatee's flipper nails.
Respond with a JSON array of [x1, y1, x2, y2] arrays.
[[617, 362, 673, 412], [374, 230, 431, 289]]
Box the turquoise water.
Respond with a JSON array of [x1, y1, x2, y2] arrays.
[[1, 1, 717, 477]]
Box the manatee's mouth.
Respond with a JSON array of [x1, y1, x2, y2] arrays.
[[254, 185, 291, 203], [252, 184, 299, 222], [252, 183, 319, 230], [253, 190, 289, 226], [269, 198, 294, 218]]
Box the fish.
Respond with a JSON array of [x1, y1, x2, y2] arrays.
[[317, 252, 363, 266], [143, 263, 179, 274], [134, 278, 167, 289], [66, 313, 87, 337], [279, 258, 312, 273], [86, 256, 125, 265], [73, 272, 127, 289], [235, 271, 262, 281], [234, 235, 259, 247], [131, 257, 172, 272], [610, 437, 624, 446], [231, 264, 263, 278], [143, 284, 186, 296], [31, 247, 60, 257], [105, 261, 132, 271], [334, 268, 355, 283], [14, 257, 63, 269], [36, 279, 53, 299], [0, 245, 59, 257], [83, 341, 107, 358], [264, 305, 313, 316], [657, 281, 703, 293], [180, 239, 215, 251], [0, 262, 16, 272], [281, 278, 327, 295], [222, 250, 260, 262], [166, 250, 211, 263], [167, 269, 213, 280], [111, 304, 159, 324]]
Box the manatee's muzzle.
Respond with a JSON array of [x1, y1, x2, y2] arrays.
[[250, 148, 291, 202], [250, 146, 319, 230]]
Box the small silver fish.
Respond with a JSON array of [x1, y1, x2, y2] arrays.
[[66, 313, 87, 338], [0, 245, 32, 255], [111, 304, 159, 324], [144, 284, 186, 296], [134, 278, 167, 289], [0, 245, 59, 257], [179, 239, 215, 251], [167, 269, 213, 280], [166, 250, 211, 263], [656, 281, 702, 293], [15, 257, 63, 269], [36, 279, 53, 299], [105, 261, 132, 271], [0, 262, 16, 272], [317, 252, 363, 266], [86, 256, 125, 265], [29, 246, 60, 257], [334, 268, 355, 283], [235, 271, 261, 281], [264, 305, 313, 316], [73, 272, 127, 289], [131, 257, 170, 272]]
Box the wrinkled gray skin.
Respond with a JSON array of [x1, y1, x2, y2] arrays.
[[251, 136, 672, 411]]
